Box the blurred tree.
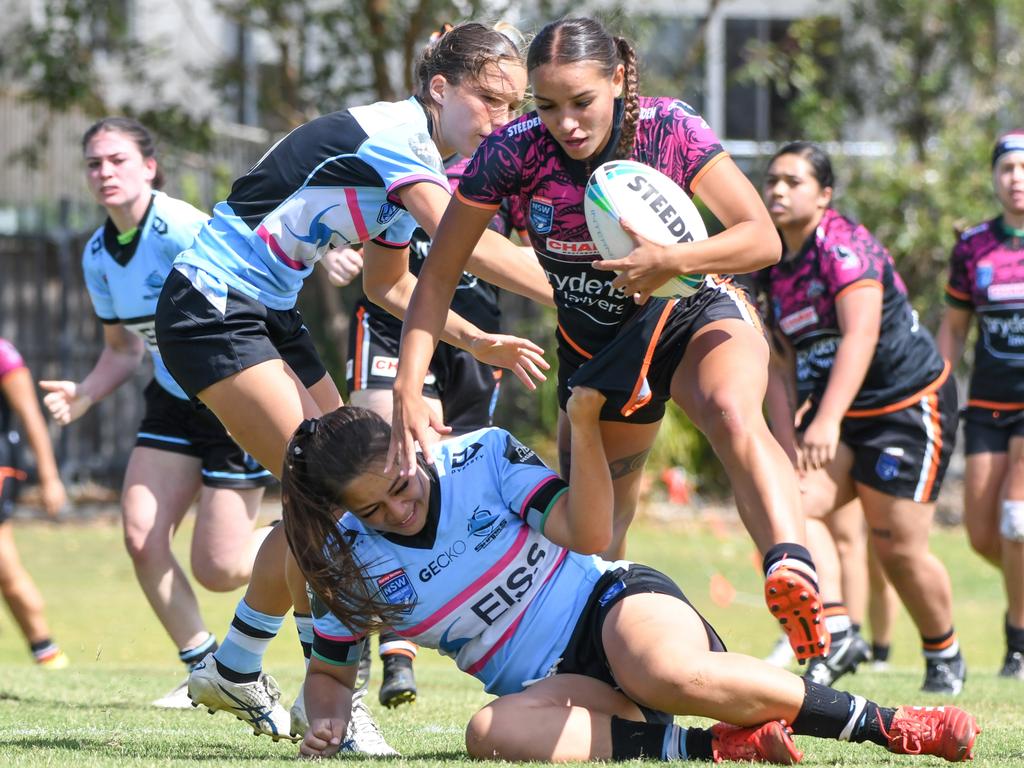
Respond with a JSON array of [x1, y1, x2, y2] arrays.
[[739, 0, 1024, 329]]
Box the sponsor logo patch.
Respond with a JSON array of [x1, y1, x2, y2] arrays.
[[371, 355, 398, 378], [875, 450, 902, 481], [977, 262, 994, 289], [451, 442, 484, 472], [377, 202, 400, 225], [988, 282, 1024, 301], [546, 239, 599, 256], [779, 306, 819, 335]]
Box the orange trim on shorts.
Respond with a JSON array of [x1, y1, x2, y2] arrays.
[[966, 398, 1024, 411], [922, 632, 957, 651], [918, 391, 944, 502], [835, 279, 882, 301], [622, 299, 678, 418], [689, 152, 730, 193], [557, 323, 593, 360], [453, 188, 502, 211], [709, 274, 764, 333], [945, 285, 970, 301], [352, 306, 367, 391], [0, 467, 28, 497], [845, 361, 950, 418]]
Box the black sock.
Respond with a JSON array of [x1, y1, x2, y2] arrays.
[[609, 716, 669, 760], [29, 638, 54, 654], [179, 633, 218, 669], [214, 657, 260, 684], [851, 622, 862, 635], [791, 679, 895, 747], [871, 643, 891, 662], [762, 543, 819, 592], [1006, 615, 1024, 653], [685, 728, 714, 760]]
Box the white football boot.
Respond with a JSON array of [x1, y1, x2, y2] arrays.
[[151, 678, 194, 709]]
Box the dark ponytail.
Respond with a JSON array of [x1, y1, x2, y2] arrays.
[[81, 116, 165, 190], [281, 408, 407, 632], [528, 17, 640, 160]]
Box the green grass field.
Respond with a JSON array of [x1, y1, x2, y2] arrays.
[[1, 515, 1021, 766]]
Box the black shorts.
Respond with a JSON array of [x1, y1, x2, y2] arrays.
[[0, 466, 24, 524], [136, 380, 275, 490], [808, 373, 958, 503], [562, 279, 762, 423], [155, 268, 327, 399], [963, 405, 1024, 455], [555, 564, 726, 724], [347, 305, 501, 434]]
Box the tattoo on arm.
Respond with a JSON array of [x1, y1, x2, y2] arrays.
[[609, 449, 651, 480]]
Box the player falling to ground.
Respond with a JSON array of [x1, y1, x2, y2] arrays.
[[41, 118, 276, 707], [756, 142, 964, 694], [391, 15, 834, 664], [153, 21, 552, 750], [937, 131, 1024, 681], [337, 148, 530, 708], [282, 396, 980, 764], [0, 338, 68, 669]]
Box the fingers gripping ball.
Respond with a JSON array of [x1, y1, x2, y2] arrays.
[[584, 160, 707, 298]]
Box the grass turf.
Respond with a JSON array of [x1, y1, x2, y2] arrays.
[[0, 515, 1021, 766]]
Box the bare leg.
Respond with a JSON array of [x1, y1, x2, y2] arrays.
[[671, 319, 806, 550], [859, 484, 954, 639], [963, 451, 1006, 567], [0, 521, 53, 645], [1001, 437, 1024, 629], [827, 498, 869, 626], [867, 540, 898, 647], [120, 446, 207, 650], [191, 486, 269, 592]]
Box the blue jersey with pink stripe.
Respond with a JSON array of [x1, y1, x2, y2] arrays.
[[456, 97, 725, 355], [311, 428, 621, 696], [174, 97, 449, 309], [946, 217, 1024, 406]]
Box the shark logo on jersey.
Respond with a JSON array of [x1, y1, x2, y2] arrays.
[[377, 568, 416, 612], [468, 507, 500, 537], [408, 132, 442, 171], [377, 202, 400, 225], [152, 216, 168, 235], [530, 197, 554, 234], [451, 442, 484, 472], [438, 622, 471, 657], [143, 270, 165, 299], [284, 204, 341, 248]]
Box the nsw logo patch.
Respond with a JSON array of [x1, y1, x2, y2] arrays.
[[530, 196, 554, 234], [377, 568, 416, 611]]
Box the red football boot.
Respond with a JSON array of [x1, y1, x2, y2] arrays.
[[881, 706, 981, 762], [710, 721, 803, 764], [764, 566, 829, 662]]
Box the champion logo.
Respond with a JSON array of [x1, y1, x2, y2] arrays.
[[780, 306, 819, 335]]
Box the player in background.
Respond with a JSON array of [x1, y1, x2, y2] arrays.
[[0, 338, 68, 668], [282, 398, 980, 764], [391, 16, 834, 665], [937, 131, 1024, 680], [154, 21, 551, 748], [757, 141, 963, 694], [41, 118, 276, 707]]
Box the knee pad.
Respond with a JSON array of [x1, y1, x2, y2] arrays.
[[1001, 499, 1024, 542]]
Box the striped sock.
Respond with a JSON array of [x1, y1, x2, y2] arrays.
[[213, 599, 284, 677], [30, 638, 60, 664], [179, 633, 217, 669], [823, 602, 852, 641], [609, 716, 697, 760], [763, 543, 819, 593], [922, 628, 960, 661], [379, 637, 417, 660]]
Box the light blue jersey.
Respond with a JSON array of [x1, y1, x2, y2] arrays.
[[174, 97, 450, 310], [312, 428, 623, 696], [82, 191, 207, 400]]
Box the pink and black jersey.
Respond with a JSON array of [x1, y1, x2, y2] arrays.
[[946, 217, 1024, 408], [456, 98, 726, 355], [757, 209, 945, 412], [0, 338, 26, 465]]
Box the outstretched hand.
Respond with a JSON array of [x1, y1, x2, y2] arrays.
[[468, 333, 550, 390], [38, 380, 92, 425], [592, 218, 681, 304], [387, 388, 451, 477]]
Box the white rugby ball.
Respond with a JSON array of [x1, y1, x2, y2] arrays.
[[584, 160, 707, 298]]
